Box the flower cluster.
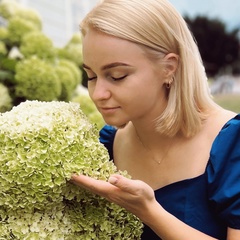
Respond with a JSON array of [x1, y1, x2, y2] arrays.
[[0, 83, 12, 112], [0, 101, 143, 239], [14, 56, 62, 101], [72, 94, 105, 130], [0, 0, 83, 108], [20, 31, 56, 60]]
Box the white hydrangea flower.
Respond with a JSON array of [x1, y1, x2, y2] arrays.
[[0, 100, 143, 239]]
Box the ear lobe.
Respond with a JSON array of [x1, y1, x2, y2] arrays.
[[163, 53, 179, 77]]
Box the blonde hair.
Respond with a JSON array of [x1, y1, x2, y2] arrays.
[[81, 0, 219, 137]]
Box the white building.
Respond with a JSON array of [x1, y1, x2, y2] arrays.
[[17, 0, 99, 47]]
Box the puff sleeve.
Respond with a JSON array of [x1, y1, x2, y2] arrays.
[[207, 114, 240, 229], [99, 125, 117, 160]]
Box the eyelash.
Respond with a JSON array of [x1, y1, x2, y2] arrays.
[[112, 75, 127, 81], [87, 75, 128, 81], [88, 76, 97, 81]]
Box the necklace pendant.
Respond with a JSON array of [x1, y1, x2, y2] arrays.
[[153, 157, 161, 164]]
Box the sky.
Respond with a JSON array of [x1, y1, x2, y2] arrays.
[[168, 0, 240, 31]]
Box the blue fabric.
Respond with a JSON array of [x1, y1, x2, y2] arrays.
[[99, 125, 117, 160], [99, 115, 240, 240]]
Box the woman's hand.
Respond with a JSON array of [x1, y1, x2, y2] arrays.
[[71, 174, 226, 239], [70, 174, 156, 220]]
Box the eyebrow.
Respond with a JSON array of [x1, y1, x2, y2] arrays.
[[82, 62, 132, 71]]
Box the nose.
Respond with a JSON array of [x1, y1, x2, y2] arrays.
[[89, 78, 111, 102]]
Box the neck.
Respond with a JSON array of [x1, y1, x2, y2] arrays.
[[130, 121, 177, 151], [131, 122, 179, 165]]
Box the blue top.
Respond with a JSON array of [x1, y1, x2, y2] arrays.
[[99, 114, 240, 240]]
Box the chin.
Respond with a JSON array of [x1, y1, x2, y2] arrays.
[[114, 123, 128, 129], [105, 120, 128, 129]]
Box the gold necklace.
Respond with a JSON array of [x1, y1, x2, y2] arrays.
[[134, 128, 174, 165]]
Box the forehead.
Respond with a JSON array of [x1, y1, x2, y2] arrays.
[[82, 29, 147, 65]]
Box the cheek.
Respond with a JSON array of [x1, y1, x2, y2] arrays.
[[86, 85, 98, 107], [133, 78, 162, 99], [127, 79, 165, 111], [124, 87, 154, 111], [87, 81, 97, 98], [87, 85, 93, 98]]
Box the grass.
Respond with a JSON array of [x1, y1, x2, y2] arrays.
[[213, 94, 240, 113]]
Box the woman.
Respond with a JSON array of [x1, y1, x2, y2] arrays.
[[71, 0, 240, 239]]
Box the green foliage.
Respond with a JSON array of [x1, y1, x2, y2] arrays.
[[0, 0, 92, 120], [58, 33, 84, 87], [0, 69, 14, 83], [0, 0, 41, 48], [0, 83, 12, 112], [20, 31, 56, 60], [14, 7, 42, 30], [58, 59, 82, 87], [55, 65, 76, 101], [68, 32, 82, 45], [0, 27, 8, 41], [0, 1, 84, 107], [58, 33, 83, 67], [0, 101, 143, 239], [0, 0, 41, 29], [58, 45, 83, 67], [72, 94, 105, 130], [0, 0, 20, 20], [0, 41, 7, 55], [185, 16, 239, 76], [14, 56, 61, 101], [0, 56, 17, 73], [7, 16, 38, 46]]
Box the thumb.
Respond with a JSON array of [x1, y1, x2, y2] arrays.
[[108, 174, 122, 185], [108, 174, 136, 193]]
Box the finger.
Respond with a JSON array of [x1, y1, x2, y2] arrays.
[[108, 174, 141, 194], [108, 174, 155, 200], [71, 174, 113, 196], [71, 174, 102, 188], [70, 174, 89, 186]]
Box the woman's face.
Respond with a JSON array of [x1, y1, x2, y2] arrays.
[[82, 29, 168, 127]]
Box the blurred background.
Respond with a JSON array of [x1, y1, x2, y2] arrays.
[[0, 0, 239, 126]]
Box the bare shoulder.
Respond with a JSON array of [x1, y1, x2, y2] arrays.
[[113, 124, 132, 147], [204, 108, 237, 140], [211, 108, 237, 127]]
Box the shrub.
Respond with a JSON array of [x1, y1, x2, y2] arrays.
[[71, 94, 105, 130], [20, 31, 56, 60], [0, 0, 41, 29], [0, 83, 12, 112], [55, 65, 76, 101], [14, 56, 61, 101], [0, 41, 7, 55], [0, 27, 8, 42], [14, 7, 42, 30], [7, 16, 38, 46], [0, 100, 143, 239], [57, 33, 83, 67], [58, 59, 82, 87], [0, 0, 20, 20]]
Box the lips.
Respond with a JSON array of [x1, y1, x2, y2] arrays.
[[99, 106, 120, 115]]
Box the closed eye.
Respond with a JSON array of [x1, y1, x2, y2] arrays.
[[87, 75, 128, 81], [112, 75, 128, 81], [87, 76, 97, 81]]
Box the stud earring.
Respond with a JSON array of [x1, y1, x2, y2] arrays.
[[166, 77, 174, 89]]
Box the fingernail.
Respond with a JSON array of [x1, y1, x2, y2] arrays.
[[108, 176, 118, 185], [71, 174, 77, 179]]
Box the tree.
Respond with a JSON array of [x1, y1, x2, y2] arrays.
[[185, 16, 239, 76]]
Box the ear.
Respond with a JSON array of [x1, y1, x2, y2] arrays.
[[163, 53, 179, 78]]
